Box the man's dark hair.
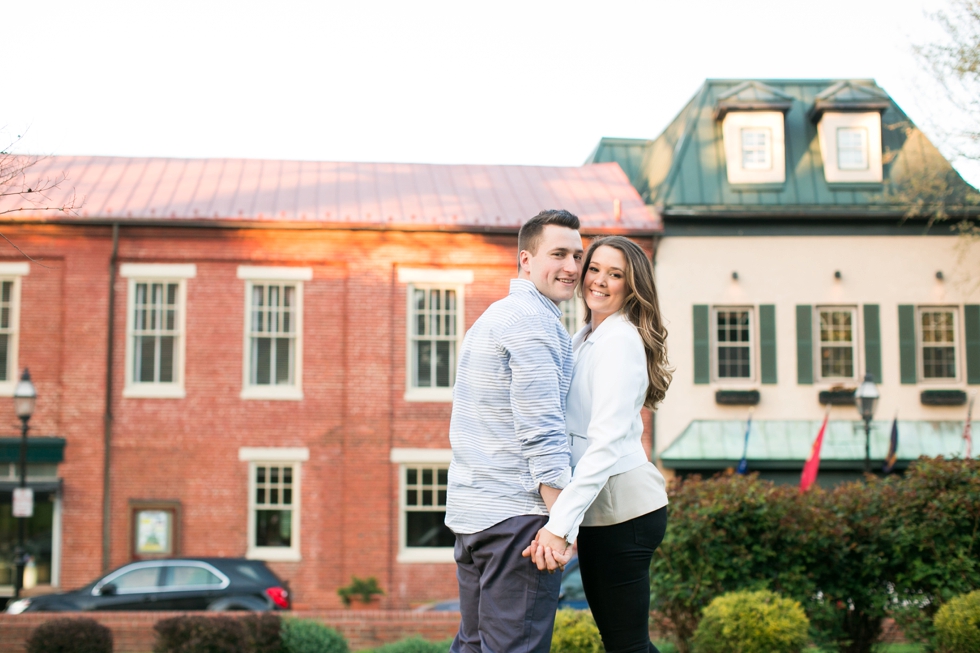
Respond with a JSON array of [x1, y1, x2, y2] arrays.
[[518, 210, 580, 257]]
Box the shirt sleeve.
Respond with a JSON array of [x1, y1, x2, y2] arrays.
[[543, 327, 647, 541], [499, 315, 572, 491]]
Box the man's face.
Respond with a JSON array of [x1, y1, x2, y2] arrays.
[[519, 225, 584, 304]]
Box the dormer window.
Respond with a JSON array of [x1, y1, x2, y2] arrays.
[[721, 112, 786, 185], [816, 112, 882, 183], [836, 127, 868, 170], [741, 128, 772, 170]]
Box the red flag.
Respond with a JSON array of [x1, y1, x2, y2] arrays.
[[800, 412, 830, 491]]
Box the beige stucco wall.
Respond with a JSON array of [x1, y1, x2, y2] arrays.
[[653, 233, 980, 456]]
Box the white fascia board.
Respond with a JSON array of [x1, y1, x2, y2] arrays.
[[0, 262, 31, 276], [397, 268, 474, 284], [239, 447, 310, 462], [120, 263, 197, 279], [237, 266, 313, 281], [390, 448, 453, 464]]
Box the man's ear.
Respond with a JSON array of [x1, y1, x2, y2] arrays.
[[518, 250, 532, 274]]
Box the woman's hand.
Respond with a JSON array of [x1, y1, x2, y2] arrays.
[[521, 528, 572, 572]]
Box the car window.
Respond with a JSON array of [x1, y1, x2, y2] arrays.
[[110, 566, 160, 591], [560, 565, 586, 601], [165, 565, 223, 588], [234, 564, 261, 581]]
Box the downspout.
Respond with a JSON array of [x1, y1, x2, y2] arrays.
[[102, 223, 119, 571]]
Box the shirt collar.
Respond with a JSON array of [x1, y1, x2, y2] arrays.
[[579, 311, 629, 346], [509, 279, 562, 318]]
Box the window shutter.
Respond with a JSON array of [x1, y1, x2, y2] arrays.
[[693, 305, 710, 384], [898, 305, 917, 384], [863, 304, 882, 383], [796, 305, 813, 385], [759, 305, 777, 384], [965, 304, 980, 385]]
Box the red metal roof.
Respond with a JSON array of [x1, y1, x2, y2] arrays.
[[0, 156, 660, 234]]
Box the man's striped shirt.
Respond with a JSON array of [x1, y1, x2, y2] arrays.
[[445, 279, 573, 535]]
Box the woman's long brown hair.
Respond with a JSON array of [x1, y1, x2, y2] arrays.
[[580, 236, 672, 409]]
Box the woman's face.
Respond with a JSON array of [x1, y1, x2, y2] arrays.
[[584, 245, 628, 320]]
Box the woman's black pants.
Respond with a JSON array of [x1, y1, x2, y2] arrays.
[[576, 506, 668, 653]]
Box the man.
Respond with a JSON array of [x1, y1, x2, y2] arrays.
[[445, 209, 583, 653]]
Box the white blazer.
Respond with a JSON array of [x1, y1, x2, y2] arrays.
[[544, 311, 666, 543]]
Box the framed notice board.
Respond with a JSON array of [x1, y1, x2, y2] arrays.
[[129, 500, 181, 560]]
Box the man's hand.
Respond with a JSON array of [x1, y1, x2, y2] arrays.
[[539, 484, 561, 512], [521, 527, 572, 572]]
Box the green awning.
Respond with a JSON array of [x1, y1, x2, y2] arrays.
[[0, 437, 66, 464], [660, 420, 977, 471]]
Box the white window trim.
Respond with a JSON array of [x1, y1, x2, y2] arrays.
[[123, 278, 189, 399], [559, 295, 586, 336], [815, 306, 861, 383], [239, 268, 309, 401], [916, 306, 961, 384], [120, 263, 197, 279], [394, 449, 455, 564], [721, 111, 786, 185], [710, 306, 756, 384], [817, 112, 883, 183], [404, 273, 469, 403], [241, 448, 306, 563], [0, 267, 27, 397]]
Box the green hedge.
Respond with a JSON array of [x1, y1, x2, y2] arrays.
[[934, 589, 980, 653], [372, 637, 452, 653], [281, 618, 348, 653], [27, 618, 113, 653], [691, 590, 809, 653], [650, 457, 980, 653], [550, 609, 603, 653]]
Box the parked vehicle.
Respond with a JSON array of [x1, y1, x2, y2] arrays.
[[4, 558, 290, 613], [420, 556, 588, 611]]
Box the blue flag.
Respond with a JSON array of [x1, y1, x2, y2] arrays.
[[736, 413, 752, 475], [883, 418, 898, 473]]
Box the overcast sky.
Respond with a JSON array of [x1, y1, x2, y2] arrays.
[[6, 0, 977, 186]]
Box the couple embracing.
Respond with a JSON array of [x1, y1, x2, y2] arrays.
[[445, 210, 673, 653]]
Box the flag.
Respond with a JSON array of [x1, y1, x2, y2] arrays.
[[800, 411, 830, 491], [736, 411, 753, 475], [965, 393, 975, 459], [883, 417, 899, 473]]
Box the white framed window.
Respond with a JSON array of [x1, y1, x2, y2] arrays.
[[121, 264, 196, 399], [398, 268, 472, 402], [559, 296, 585, 335], [721, 111, 786, 184], [391, 448, 455, 563], [917, 307, 958, 381], [239, 447, 308, 562], [712, 307, 754, 381], [817, 307, 858, 380], [817, 112, 883, 183], [238, 266, 311, 400], [0, 263, 27, 395], [741, 128, 772, 170]]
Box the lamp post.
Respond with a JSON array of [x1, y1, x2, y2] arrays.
[[855, 373, 879, 474], [12, 369, 36, 600]]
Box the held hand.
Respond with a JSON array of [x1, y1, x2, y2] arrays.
[[531, 528, 569, 572]]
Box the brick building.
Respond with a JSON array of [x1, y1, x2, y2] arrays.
[[0, 157, 660, 607]]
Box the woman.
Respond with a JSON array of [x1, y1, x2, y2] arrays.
[[525, 235, 672, 653]]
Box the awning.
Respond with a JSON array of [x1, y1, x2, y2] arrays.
[[660, 420, 977, 471], [0, 479, 63, 493], [0, 437, 66, 464]]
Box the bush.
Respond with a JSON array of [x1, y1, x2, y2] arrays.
[[154, 615, 247, 653], [690, 589, 809, 653], [241, 614, 283, 653], [27, 617, 113, 653], [280, 618, 348, 653], [550, 609, 603, 653], [373, 637, 453, 653], [934, 589, 980, 653], [337, 575, 385, 606]]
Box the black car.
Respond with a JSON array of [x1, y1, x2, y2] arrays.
[[4, 558, 290, 613]]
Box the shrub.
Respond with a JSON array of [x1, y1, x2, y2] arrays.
[[690, 589, 809, 653], [280, 618, 348, 653], [153, 615, 247, 653], [550, 609, 603, 653], [934, 589, 980, 653], [337, 575, 385, 606], [241, 614, 284, 653], [373, 636, 453, 653], [27, 617, 113, 653]]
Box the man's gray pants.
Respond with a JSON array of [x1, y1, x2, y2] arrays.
[[450, 515, 563, 653]]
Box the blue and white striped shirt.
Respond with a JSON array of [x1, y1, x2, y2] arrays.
[[445, 279, 573, 535]]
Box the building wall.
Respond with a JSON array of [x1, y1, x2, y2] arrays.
[[653, 233, 980, 460], [3, 224, 654, 608]]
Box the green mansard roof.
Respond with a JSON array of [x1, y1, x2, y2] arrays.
[[586, 79, 978, 219]]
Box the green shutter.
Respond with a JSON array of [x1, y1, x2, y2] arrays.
[[863, 304, 881, 383], [966, 305, 980, 384], [796, 305, 813, 385], [898, 305, 917, 384], [759, 305, 777, 384], [693, 305, 710, 384]]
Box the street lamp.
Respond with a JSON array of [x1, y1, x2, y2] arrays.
[[855, 373, 879, 474], [12, 369, 36, 600]]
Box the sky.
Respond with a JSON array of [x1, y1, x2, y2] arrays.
[[5, 0, 978, 186]]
